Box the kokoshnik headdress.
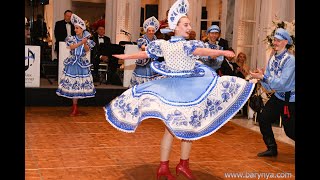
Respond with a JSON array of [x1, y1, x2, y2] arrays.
[[71, 13, 91, 39], [160, 0, 189, 34], [143, 16, 160, 32], [71, 14, 86, 30]]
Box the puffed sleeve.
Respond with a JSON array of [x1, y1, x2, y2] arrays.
[[146, 39, 165, 60], [86, 39, 95, 49], [137, 38, 147, 48], [65, 35, 75, 47], [183, 40, 206, 59]]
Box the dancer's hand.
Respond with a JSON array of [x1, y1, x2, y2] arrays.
[[223, 50, 235, 58], [249, 68, 264, 80], [113, 54, 128, 59], [81, 38, 88, 44]]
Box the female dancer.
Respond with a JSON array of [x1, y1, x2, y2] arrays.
[[56, 14, 96, 116], [130, 16, 162, 87], [105, 0, 255, 179]]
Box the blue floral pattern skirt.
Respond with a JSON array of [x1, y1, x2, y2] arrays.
[[104, 65, 254, 140], [56, 56, 96, 99], [129, 60, 163, 87]]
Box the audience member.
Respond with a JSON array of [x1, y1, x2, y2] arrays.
[[31, 14, 48, 46], [235, 52, 250, 79], [54, 10, 75, 60], [187, 30, 196, 40], [91, 25, 112, 82], [217, 48, 238, 76]]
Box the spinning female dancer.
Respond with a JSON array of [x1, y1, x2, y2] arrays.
[[104, 0, 255, 179]]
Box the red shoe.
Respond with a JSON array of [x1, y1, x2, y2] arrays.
[[157, 161, 176, 180], [176, 159, 196, 179], [70, 104, 79, 116]]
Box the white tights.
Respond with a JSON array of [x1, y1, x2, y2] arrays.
[[160, 127, 193, 161]]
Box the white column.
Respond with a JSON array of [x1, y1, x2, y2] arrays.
[[188, 0, 202, 40], [220, 0, 228, 38], [129, 0, 141, 43], [158, 0, 175, 21], [105, 0, 117, 43], [113, 0, 141, 44], [51, 0, 72, 60]]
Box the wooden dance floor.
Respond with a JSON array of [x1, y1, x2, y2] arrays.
[[25, 107, 295, 180]]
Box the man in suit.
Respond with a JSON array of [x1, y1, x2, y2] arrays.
[[31, 14, 48, 46], [218, 48, 239, 76], [54, 10, 75, 59], [91, 25, 122, 85], [205, 25, 229, 50]]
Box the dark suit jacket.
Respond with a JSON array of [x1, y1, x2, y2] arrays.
[[218, 59, 239, 76], [31, 20, 48, 39], [54, 20, 75, 52], [218, 38, 229, 50], [91, 34, 112, 60]]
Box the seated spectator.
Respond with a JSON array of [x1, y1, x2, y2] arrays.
[[217, 48, 238, 76], [235, 52, 250, 79], [187, 30, 196, 40]]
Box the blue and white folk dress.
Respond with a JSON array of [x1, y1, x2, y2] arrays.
[[198, 42, 224, 70], [130, 34, 162, 87], [104, 36, 255, 140], [56, 35, 96, 99]]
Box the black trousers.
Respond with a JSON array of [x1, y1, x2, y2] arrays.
[[257, 94, 295, 144]]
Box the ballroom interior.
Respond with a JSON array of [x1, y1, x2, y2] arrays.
[[25, 0, 295, 70], [25, 0, 295, 179]]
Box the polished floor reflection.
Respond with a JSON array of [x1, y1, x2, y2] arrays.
[[26, 107, 295, 180]]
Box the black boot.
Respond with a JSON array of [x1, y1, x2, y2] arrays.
[[257, 137, 278, 157], [257, 146, 278, 157]]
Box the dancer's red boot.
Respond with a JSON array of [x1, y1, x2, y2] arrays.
[[70, 104, 79, 116], [176, 159, 196, 179], [156, 161, 176, 180]]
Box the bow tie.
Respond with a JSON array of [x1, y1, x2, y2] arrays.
[[65, 21, 71, 25], [98, 36, 104, 39]]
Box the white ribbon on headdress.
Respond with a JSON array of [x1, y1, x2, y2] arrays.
[[160, 27, 173, 34], [167, 0, 189, 31], [143, 16, 160, 32], [71, 14, 86, 30]]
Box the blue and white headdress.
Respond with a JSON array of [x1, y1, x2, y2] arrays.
[[71, 13, 86, 30], [167, 0, 189, 31], [143, 16, 160, 33]]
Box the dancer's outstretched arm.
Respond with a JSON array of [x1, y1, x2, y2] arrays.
[[193, 48, 235, 59], [113, 51, 148, 60]]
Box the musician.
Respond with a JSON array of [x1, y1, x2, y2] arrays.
[[91, 25, 122, 85]]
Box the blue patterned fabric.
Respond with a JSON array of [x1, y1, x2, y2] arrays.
[[56, 35, 96, 99], [197, 42, 224, 70], [261, 49, 295, 102], [104, 36, 255, 140], [150, 61, 205, 77], [130, 34, 161, 87]]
